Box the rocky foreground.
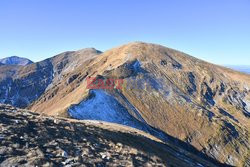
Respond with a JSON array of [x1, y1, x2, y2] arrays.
[[0, 104, 224, 167]]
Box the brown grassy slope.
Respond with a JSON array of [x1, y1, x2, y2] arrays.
[[29, 42, 250, 166]]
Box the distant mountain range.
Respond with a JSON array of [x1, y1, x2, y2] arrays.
[[0, 56, 33, 66], [226, 65, 250, 74]]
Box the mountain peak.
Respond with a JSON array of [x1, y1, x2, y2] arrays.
[[0, 43, 249, 166], [0, 56, 33, 66], [76, 47, 102, 54]]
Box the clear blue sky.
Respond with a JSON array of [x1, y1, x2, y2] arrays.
[[0, 0, 249, 65]]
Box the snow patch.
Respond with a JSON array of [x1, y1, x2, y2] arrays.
[[68, 90, 147, 129], [68, 89, 169, 142]]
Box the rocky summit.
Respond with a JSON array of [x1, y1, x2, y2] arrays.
[[0, 42, 249, 166]]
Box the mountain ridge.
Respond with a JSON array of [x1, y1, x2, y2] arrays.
[[0, 42, 249, 166]]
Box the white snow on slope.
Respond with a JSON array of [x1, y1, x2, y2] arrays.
[[68, 89, 169, 142], [68, 90, 147, 130]]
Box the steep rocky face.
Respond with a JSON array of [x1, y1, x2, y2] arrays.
[[0, 56, 33, 66], [0, 42, 249, 166], [0, 49, 101, 108], [0, 60, 54, 108], [0, 104, 223, 167]]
